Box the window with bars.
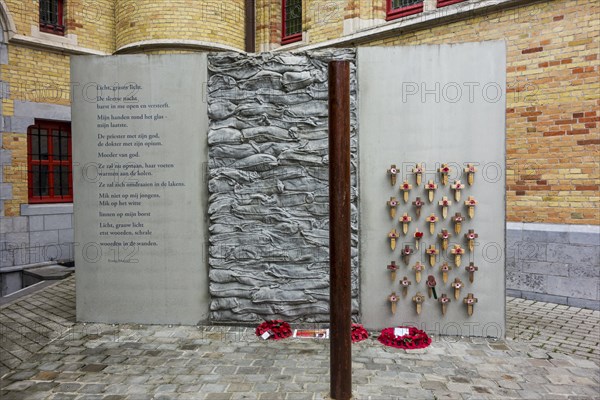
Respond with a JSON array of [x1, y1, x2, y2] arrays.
[[386, 0, 424, 21], [39, 0, 65, 35], [282, 0, 302, 45], [27, 121, 72, 203]]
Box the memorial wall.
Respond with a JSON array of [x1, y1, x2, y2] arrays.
[[72, 55, 210, 325], [207, 50, 359, 323], [73, 43, 506, 334]]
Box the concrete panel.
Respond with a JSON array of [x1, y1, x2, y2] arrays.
[[568, 230, 600, 246], [30, 230, 59, 246], [0, 216, 11, 233], [11, 217, 28, 233], [5, 232, 28, 246], [0, 148, 11, 165], [547, 276, 599, 301], [0, 249, 13, 268], [72, 54, 210, 325], [507, 272, 546, 293], [567, 297, 599, 310], [0, 183, 12, 200], [568, 263, 599, 278], [518, 290, 568, 305], [44, 214, 72, 230], [358, 43, 506, 336], [546, 243, 598, 265], [521, 261, 569, 277], [29, 216, 44, 232], [58, 228, 74, 244]]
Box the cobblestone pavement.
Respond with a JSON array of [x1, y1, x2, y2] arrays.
[[0, 276, 598, 399]]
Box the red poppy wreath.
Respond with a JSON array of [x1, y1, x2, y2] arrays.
[[255, 320, 292, 340], [377, 326, 432, 350]]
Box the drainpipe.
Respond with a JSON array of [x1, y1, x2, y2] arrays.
[[245, 0, 256, 53]]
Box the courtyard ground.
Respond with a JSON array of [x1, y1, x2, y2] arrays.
[[0, 276, 598, 399]]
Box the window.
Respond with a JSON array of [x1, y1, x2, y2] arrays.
[[386, 0, 424, 21], [27, 121, 72, 203], [436, 0, 466, 7], [39, 0, 65, 35], [282, 0, 302, 45]]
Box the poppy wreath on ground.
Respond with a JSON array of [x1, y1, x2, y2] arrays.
[[255, 320, 292, 340], [377, 326, 432, 350], [351, 323, 369, 343]]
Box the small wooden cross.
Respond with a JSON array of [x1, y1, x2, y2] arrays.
[[465, 262, 479, 283], [439, 196, 452, 219], [425, 245, 439, 267], [400, 213, 412, 235], [450, 244, 465, 267], [439, 163, 451, 186], [388, 229, 399, 251], [438, 229, 451, 251], [464, 163, 477, 185], [387, 261, 399, 282], [439, 293, 451, 315], [399, 276, 412, 297], [387, 197, 399, 219], [401, 245, 414, 266], [425, 180, 438, 203], [465, 229, 479, 253], [452, 277, 463, 300], [452, 212, 465, 234], [389, 292, 399, 315], [426, 275, 437, 299], [440, 262, 452, 283], [465, 196, 478, 219], [412, 163, 424, 186], [426, 213, 438, 235], [451, 180, 464, 202], [413, 261, 425, 283], [400, 181, 412, 203], [463, 293, 478, 316], [388, 164, 399, 186], [412, 197, 424, 218], [412, 292, 425, 315]]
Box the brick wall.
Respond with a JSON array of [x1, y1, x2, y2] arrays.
[[359, 0, 599, 225], [115, 0, 246, 51]]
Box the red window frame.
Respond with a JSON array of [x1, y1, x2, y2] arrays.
[[39, 0, 65, 35], [437, 0, 466, 7], [27, 121, 73, 204], [282, 0, 302, 45], [386, 0, 424, 21]]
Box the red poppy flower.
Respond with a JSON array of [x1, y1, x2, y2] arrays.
[[256, 320, 292, 340]]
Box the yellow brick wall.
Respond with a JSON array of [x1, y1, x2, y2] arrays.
[[304, 0, 345, 42], [256, 0, 599, 224], [360, 0, 599, 224], [4, 0, 115, 53], [67, 0, 116, 52], [4, 0, 37, 35], [1, 46, 71, 216], [2, 134, 27, 217], [115, 0, 245, 51]]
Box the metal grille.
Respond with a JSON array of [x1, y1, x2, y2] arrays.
[[284, 0, 302, 37], [40, 0, 59, 26], [28, 122, 72, 202], [391, 0, 423, 9]]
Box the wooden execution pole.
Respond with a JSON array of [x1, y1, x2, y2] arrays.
[[328, 60, 352, 400]]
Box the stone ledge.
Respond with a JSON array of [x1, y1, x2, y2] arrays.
[[116, 39, 243, 54], [21, 203, 73, 216]]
